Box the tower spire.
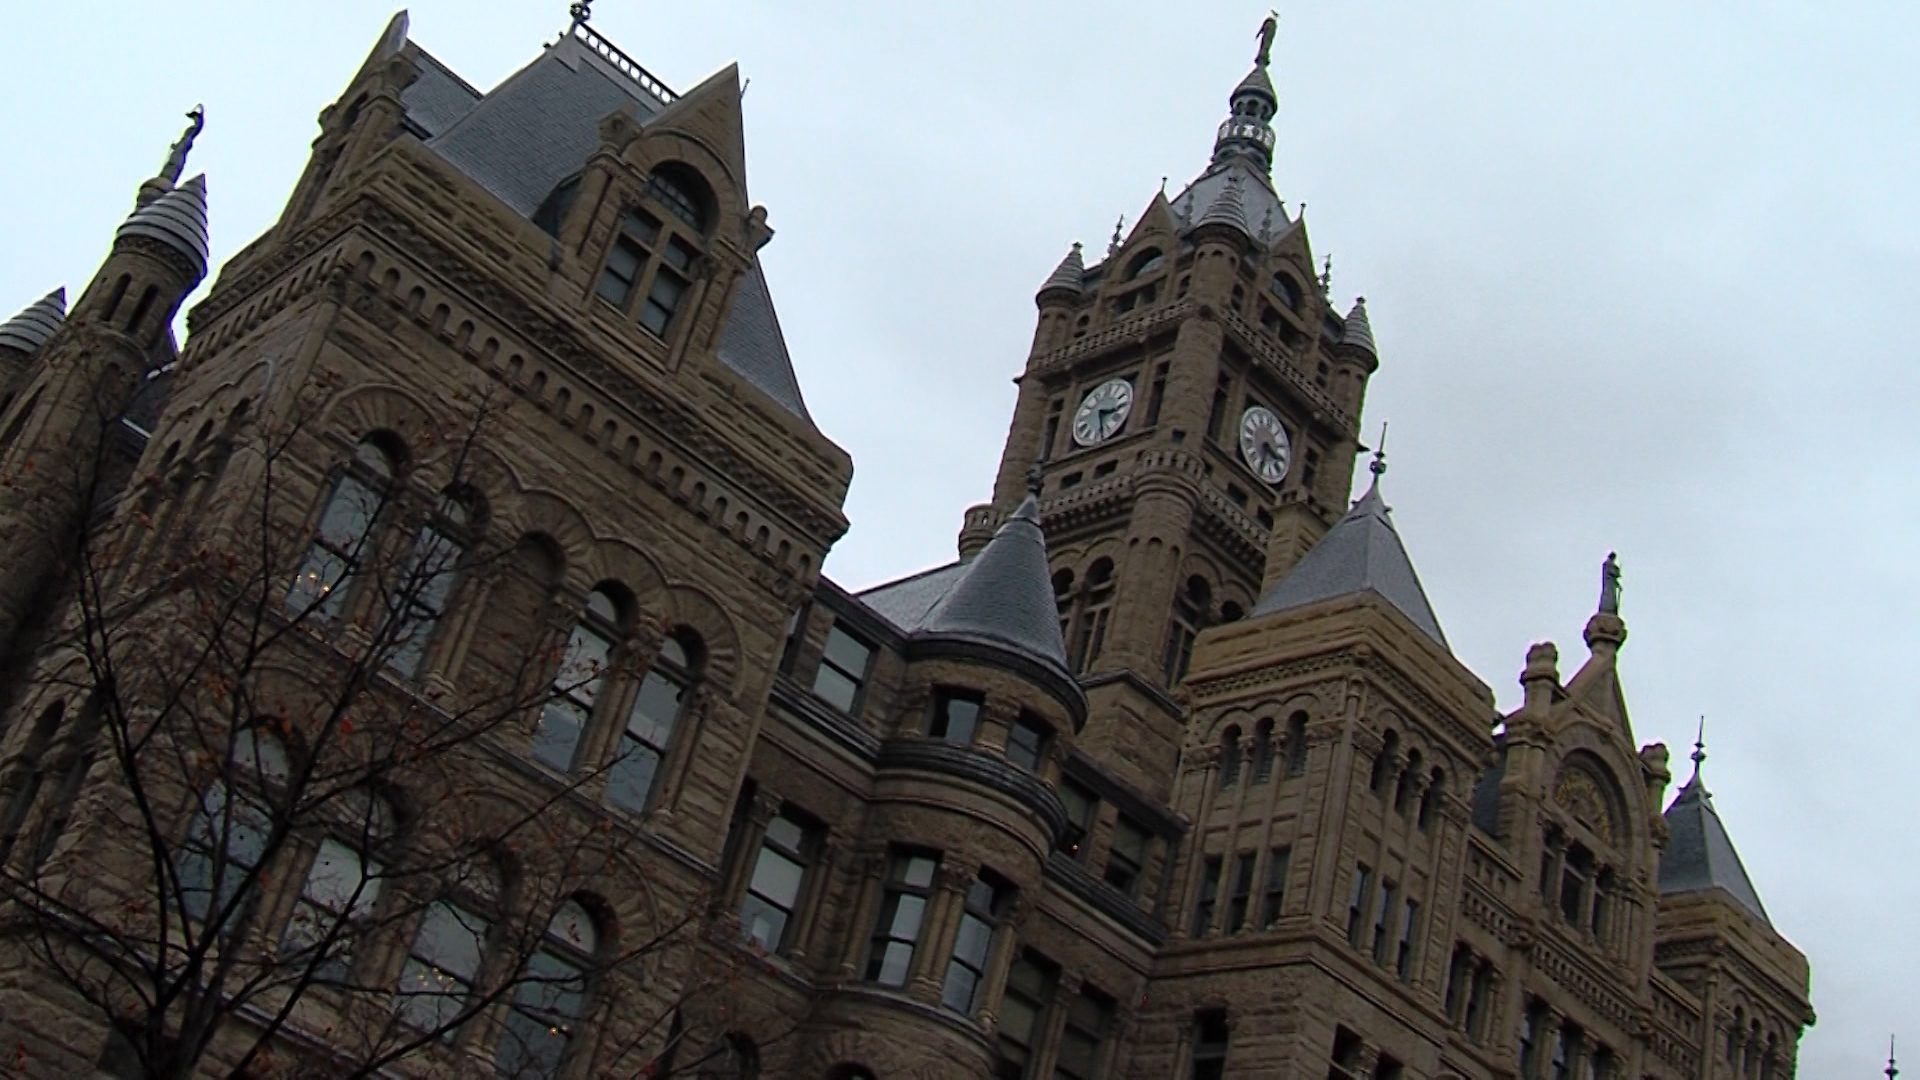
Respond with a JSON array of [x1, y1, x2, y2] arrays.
[[1691, 716, 1707, 780], [1209, 16, 1280, 172], [1888, 1035, 1899, 1080], [139, 106, 204, 207]]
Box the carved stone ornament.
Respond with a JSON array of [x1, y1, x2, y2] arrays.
[[1553, 764, 1618, 847]]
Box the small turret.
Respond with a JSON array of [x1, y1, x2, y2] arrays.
[[0, 290, 67, 360], [1036, 242, 1086, 303]]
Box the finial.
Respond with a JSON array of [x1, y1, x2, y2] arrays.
[[1690, 716, 1706, 775], [1369, 422, 1388, 477], [569, 0, 592, 27], [1108, 215, 1126, 257], [1887, 1034, 1898, 1080], [1255, 11, 1279, 67], [159, 105, 205, 186], [1259, 204, 1274, 242], [1025, 462, 1045, 496], [1599, 551, 1623, 615], [1320, 253, 1333, 294], [1160, 176, 1169, 197]]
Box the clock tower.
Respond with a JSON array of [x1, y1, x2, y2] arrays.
[[963, 25, 1381, 802]]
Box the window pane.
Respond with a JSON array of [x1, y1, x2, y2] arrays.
[[935, 695, 980, 744], [1007, 720, 1045, 770], [764, 814, 805, 853], [740, 894, 790, 952], [941, 964, 981, 1012], [556, 625, 612, 708], [900, 856, 938, 889], [873, 941, 914, 986], [533, 699, 588, 771], [950, 913, 993, 968], [810, 664, 859, 712], [288, 547, 350, 617], [886, 894, 927, 940], [749, 848, 806, 909], [605, 742, 663, 811], [822, 625, 872, 675], [316, 475, 380, 548], [662, 238, 697, 271], [627, 671, 683, 747]]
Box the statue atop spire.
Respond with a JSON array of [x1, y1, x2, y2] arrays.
[[1599, 551, 1623, 615], [159, 105, 205, 186], [1256, 12, 1278, 67]]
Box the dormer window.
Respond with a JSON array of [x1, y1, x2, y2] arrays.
[[1126, 248, 1164, 280], [1270, 272, 1302, 312], [595, 208, 701, 340], [645, 163, 714, 234]]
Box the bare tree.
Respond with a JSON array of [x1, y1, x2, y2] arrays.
[[0, 372, 778, 1079]]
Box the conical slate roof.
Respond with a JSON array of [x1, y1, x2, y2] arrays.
[[1659, 771, 1771, 926], [913, 495, 1085, 722], [1039, 243, 1086, 295], [0, 288, 66, 355], [117, 174, 210, 277], [1194, 173, 1254, 237], [1341, 297, 1376, 355], [1252, 474, 1448, 647], [1232, 63, 1276, 105]]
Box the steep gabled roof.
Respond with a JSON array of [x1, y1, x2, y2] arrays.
[[1251, 474, 1448, 647], [1659, 771, 1771, 926]]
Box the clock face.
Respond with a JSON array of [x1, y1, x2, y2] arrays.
[[1071, 379, 1134, 447], [1238, 405, 1292, 484]]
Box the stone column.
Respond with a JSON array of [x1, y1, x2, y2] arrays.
[[909, 861, 977, 999], [835, 847, 889, 981]]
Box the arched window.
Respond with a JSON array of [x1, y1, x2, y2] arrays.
[[1270, 272, 1302, 312], [1418, 768, 1444, 831], [1369, 731, 1399, 796], [1250, 719, 1276, 783], [1284, 712, 1309, 777], [496, 899, 600, 1079], [1163, 576, 1211, 685], [607, 631, 701, 813], [386, 489, 476, 678], [280, 788, 396, 979], [534, 587, 625, 772], [289, 439, 397, 620], [1070, 559, 1114, 673], [397, 898, 491, 1038], [178, 729, 288, 927], [1218, 726, 1243, 788], [647, 165, 713, 234], [1394, 750, 1423, 814], [1127, 248, 1164, 280]]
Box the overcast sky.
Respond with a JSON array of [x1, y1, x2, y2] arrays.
[[2, 1, 1910, 1072]]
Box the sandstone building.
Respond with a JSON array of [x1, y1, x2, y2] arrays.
[[0, 10, 1813, 1079]]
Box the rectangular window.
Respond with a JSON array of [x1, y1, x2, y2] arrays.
[[866, 852, 939, 987], [1465, 962, 1493, 1042], [995, 952, 1057, 1080], [1204, 374, 1230, 445], [1225, 852, 1257, 933], [740, 811, 818, 953], [1372, 879, 1397, 963], [288, 472, 383, 620], [1346, 864, 1373, 948], [941, 877, 1009, 1015], [1396, 899, 1420, 979], [595, 235, 646, 306], [1330, 1028, 1363, 1080], [1102, 815, 1148, 895], [661, 236, 697, 272], [1072, 605, 1109, 673], [1040, 398, 1064, 462], [930, 690, 983, 745], [395, 901, 489, 1037], [1258, 846, 1290, 928], [1053, 987, 1113, 1080], [1059, 779, 1097, 861], [811, 622, 873, 713], [280, 838, 382, 979], [1374, 1056, 1405, 1080], [1006, 715, 1050, 771], [1144, 363, 1168, 427], [1191, 856, 1222, 937], [1191, 1009, 1230, 1080], [1445, 945, 1472, 1022], [177, 784, 269, 928], [639, 267, 689, 337]]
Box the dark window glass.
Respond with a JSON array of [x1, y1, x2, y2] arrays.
[[1258, 846, 1290, 929], [1102, 816, 1148, 895], [396, 901, 489, 1038], [940, 877, 1008, 1015], [596, 236, 646, 305], [1396, 899, 1420, 979], [1226, 852, 1257, 933], [647, 170, 707, 231], [866, 852, 938, 986], [288, 443, 392, 619], [1250, 721, 1275, 782], [534, 593, 618, 772], [607, 637, 692, 812], [740, 811, 818, 953], [1372, 879, 1397, 963], [639, 268, 688, 337], [1191, 856, 1222, 937], [930, 691, 982, 745], [1191, 1009, 1230, 1080], [1059, 780, 1097, 861], [996, 953, 1057, 1079], [1006, 715, 1049, 771], [495, 902, 597, 1079], [386, 519, 463, 678], [1054, 988, 1113, 1080], [812, 623, 872, 712], [1346, 864, 1373, 948]]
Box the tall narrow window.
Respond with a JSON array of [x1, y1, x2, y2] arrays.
[[1371, 879, 1397, 964], [1055, 988, 1114, 1080], [1258, 846, 1291, 929], [1144, 362, 1169, 427], [941, 876, 1009, 1015], [607, 633, 698, 813], [596, 215, 651, 306], [497, 901, 598, 1079], [1369, 731, 1399, 796], [812, 622, 872, 713], [1059, 779, 1097, 861], [396, 901, 490, 1037], [1218, 726, 1242, 788], [1250, 719, 1275, 783], [386, 493, 470, 678], [1445, 945, 1473, 1022], [1225, 852, 1257, 933], [280, 791, 394, 980], [534, 588, 620, 772], [1102, 815, 1148, 896], [288, 441, 393, 619], [1040, 397, 1064, 461], [1559, 844, 1594, 925], [1204, 373, 1231, 445], [1162, 577, 1209, 685], [1285, 712, 1309, 777], [1006, 714, 1051, 772], [177, 730, 287, 929], [1190, 1009, 1230, 1080], [1330, 1028, 1363, 1079], [1345, 864, 1373, 948], [930, 690, 982, 745], [1070, 560, 1113, 673], [740, 809, 820, 953], [1550, 1023, 1574, 1080], [1519, 1002, 1544, 1080], [1417, 767, 1443, 831], [866, 852, 939, 987], [1191, 856, 1222, 937], [1396, 899, 1420, 979], [639, 241, 696, 337], [1465, 961, 1493, 1043], [994, 953, 1056, 1080]]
